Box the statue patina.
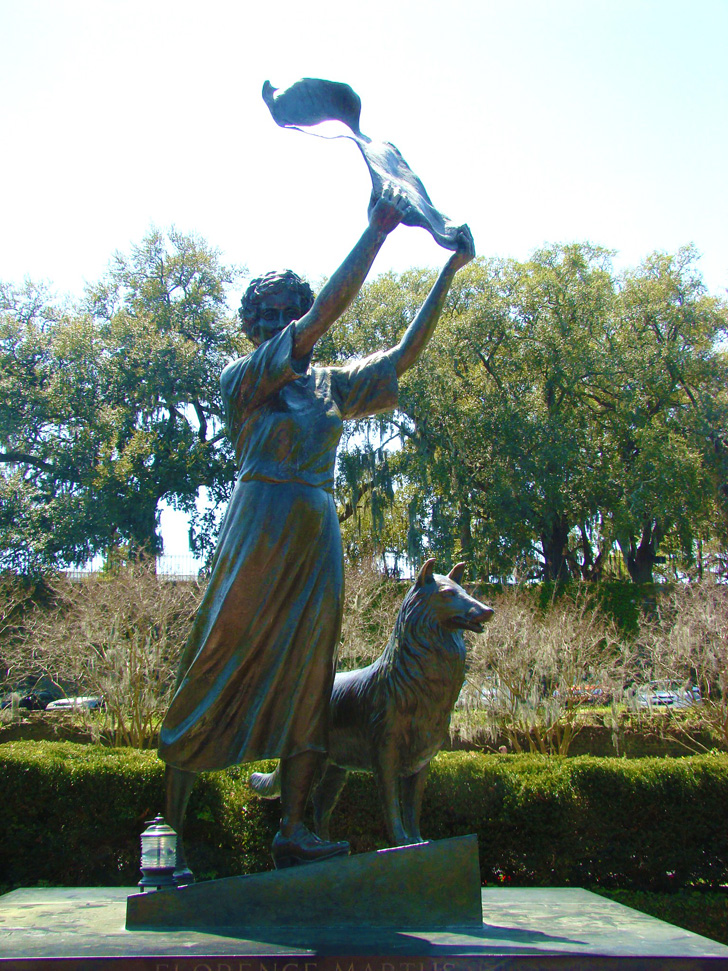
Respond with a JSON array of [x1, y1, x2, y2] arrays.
[[157, 88, 475, 876], [250, 559, 494, 850]]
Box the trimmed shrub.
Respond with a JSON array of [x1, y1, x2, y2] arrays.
[[0, 743, 279, 886], [1, 743, 727, 891]]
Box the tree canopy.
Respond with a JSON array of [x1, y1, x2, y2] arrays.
[[328, 244, 728, 582], [2, 232, 726, 582], [0, 229, 246, 571]]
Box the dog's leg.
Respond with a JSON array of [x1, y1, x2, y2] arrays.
[[164, 764, 198, 883], [401, 763, 429, 843], [311, 763, 348, 840], [373, 747, 409, 846]]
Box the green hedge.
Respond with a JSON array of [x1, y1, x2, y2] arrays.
[[1, 743, 727, 891], [418, 752, 728, 891], [0, 743, 279, 887]]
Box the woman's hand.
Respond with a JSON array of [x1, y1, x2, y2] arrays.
[[447, 224, 476, 272], [368, 182, 410, 237]]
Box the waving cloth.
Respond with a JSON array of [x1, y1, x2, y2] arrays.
[[263, 78, 462, 251]]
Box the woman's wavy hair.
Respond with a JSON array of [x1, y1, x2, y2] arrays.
[[238, 270, 314, 337]]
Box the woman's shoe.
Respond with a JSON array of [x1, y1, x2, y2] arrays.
[[271, 824, 350, 869]]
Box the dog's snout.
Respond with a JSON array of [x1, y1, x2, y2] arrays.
[[457, 601, 495, 633], [469, 602, 494, 624]]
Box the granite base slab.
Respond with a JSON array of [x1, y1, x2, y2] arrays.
[[1, 886, 727, 970]]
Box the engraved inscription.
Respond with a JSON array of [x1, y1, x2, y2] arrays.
[[153, 960, 460, 971]]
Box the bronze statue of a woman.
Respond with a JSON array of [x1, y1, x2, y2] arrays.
[[158, 184, 474, 877]]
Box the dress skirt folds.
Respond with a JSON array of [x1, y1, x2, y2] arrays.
[[158, 479, 342, 771], [158, 321, 398, 773]]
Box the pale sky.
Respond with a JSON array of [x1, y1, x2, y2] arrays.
[[2, 0, 727, 558], [2, 0, 727, 299]]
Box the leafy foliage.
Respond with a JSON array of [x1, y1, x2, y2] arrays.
[[2, 236, 726, 580], [329, 245, 728, 582], [609, 247, 728, 581], [0, 229, 245, 569], [0, 742, 278, 886]]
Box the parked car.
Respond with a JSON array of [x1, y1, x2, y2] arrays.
[[45, 696, 105, 711], [553, 684, 609, 706], [0, 691, 54, 711], [455, 680, 508, 709], [637, 681, 701, 708]]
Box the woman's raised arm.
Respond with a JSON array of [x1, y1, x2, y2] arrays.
[[386, 225, 475, 377], [292, 185, 409, 360]]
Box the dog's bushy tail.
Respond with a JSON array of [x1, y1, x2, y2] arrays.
[[248, 764, 281, 799]]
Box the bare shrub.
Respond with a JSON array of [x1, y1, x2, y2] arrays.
[[461, 588, 629, 755], [2, 562, 405, 748], [636, 581, 728, 750], [0, 574, 41, 686], [20, 566, 204, 748], [338, 561, 404, 670], [1, 561, 405, 747]]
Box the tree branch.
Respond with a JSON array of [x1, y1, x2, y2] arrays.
[[338, 481, 373, 524], [0, 451, 84, 485], [192, 401, 208, 443], [0, 451, 57, 474]]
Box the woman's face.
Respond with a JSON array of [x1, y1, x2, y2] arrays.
[[249, 289, 303, 346]]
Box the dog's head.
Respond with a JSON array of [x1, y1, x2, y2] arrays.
[[411, 558, 494, 634]]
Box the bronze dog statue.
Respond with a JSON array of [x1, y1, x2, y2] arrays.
[[250, 559, 493, 847]]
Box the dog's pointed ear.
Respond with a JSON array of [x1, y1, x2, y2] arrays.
[[448, 562, 466, 584], [416, 558, 436, 587]]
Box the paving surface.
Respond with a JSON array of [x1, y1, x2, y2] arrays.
[[0, 886, 727, 970]]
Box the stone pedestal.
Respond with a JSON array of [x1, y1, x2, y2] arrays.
[[127, 835, 482, 932], [1, 842, 727, 970]]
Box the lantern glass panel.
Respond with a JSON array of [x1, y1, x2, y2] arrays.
[[141, 835, 176, 869], [140, 816, 178, 869]]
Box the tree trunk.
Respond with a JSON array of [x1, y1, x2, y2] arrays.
[[620, 520, 665, 583], [120, 495, 163, 565], [540, 515, 571, 582], [458, 502, 473, 563]]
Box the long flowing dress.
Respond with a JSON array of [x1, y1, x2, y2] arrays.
[[158, 322, 398, 772]]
